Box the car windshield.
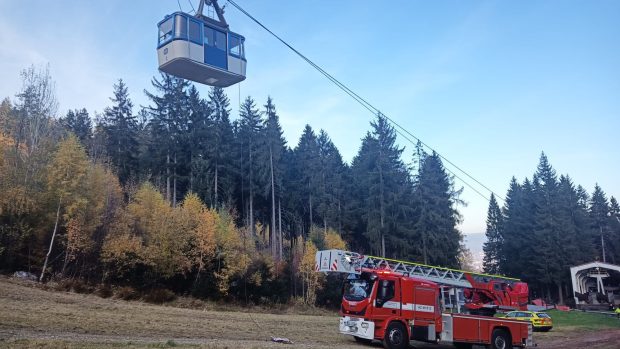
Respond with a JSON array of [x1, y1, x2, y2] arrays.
[[536, 313, 550, 318], [344, 279, 372, 301]]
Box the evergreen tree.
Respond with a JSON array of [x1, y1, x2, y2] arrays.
[[205, 87, 235, 207], [414, 152, 462, 267], [483, 194, 503, 274], [316, 130, 347, 235], [608, 196, 620, 264], [237, 96, 262, 235], [501, 177, 536, 279], [258, 97, 287, 259], [531, 153, 562, 299], [144, 73, 190, 205], [589, 184, 610, 263], [62, 108, 92, 147], [351, 115, 412, 257], [292, 125, 321, 234], [103, 79, 138, 184]]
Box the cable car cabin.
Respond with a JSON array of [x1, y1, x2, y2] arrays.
[[157, 12, 246, 87]]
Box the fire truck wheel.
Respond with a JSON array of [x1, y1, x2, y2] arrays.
[[383, 322, 408, 349], [490, 329, 512, 349], [354, 336, 372, 344]]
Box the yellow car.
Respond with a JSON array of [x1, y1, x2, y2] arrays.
[[504, 311, 553, 332]]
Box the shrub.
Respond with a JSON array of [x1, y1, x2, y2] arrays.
[[71, 279, 93, 294], [95, 284, 113, 298], [115, 286, 139, 300], [143, 288, 176, 304], [56, 279, 73, 292]]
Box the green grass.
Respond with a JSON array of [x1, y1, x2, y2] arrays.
[[544, 309, 620, 330]]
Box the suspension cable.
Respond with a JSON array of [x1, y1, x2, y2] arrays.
[[227, 0, 503, 203], [187, 0, 196, 14]]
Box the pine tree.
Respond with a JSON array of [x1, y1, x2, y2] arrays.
[[608, 196, 620, 264], [103, 79, 139, 184], [483, 194, 503, 274], [316, 130, 346, 235], [258, 97, 287, 259], [501, 177, 536, 279], [589, 184, 610, 263], [531, 152, 562, 299], [205, 87, 235, 207], [414, 152, 462, 267], [145, 73, 191, 205], [351, 115, 413, 257], [62, 108, 92, 147], [292, 125, 321, 234], [237, 96, 262, 235]]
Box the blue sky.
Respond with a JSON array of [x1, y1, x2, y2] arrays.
[[1, 1, 618, 254]]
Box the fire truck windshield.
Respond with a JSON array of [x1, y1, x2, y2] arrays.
[[344, 279, 372, 301]]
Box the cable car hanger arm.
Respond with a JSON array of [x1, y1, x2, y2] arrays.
[[197, 0, 228, 27]]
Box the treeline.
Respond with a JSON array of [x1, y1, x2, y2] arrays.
[[0, 65, 464, 304], [483, 153, 620, 305]]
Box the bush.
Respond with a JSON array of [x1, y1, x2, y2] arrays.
[[95, 284, 113, 298], [115, 286, 139, 300], [71, 279, 93, 294], [143, 288, 176, 304], [55, 279, 93, 294], [56, 279, 73, 292]]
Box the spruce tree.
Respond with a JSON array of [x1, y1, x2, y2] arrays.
[[206, 87, 235, 207], [62, 108, 92, 147], [237, 96, 262, 235], [414, 152, 462, 267], [608, 196, 620, 264], [103, 79, 138, 184], [258, 97, 287, 259], [351, 115, 410, 257], [531, 153, 562, 299], [144, 73, 190, 205], [589, 184, 610, 263], [483, 194, 503, 274], [292, 125, 321, 234]]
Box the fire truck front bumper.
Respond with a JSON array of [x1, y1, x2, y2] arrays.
[[339, 316, 375, 339]]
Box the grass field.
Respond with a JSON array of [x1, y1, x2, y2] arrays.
[[1, 277, 619, 349]]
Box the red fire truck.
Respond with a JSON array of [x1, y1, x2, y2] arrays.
[[315, 249, 534, 349]]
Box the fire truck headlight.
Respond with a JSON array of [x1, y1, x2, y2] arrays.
[[361, 323, 369, 329]]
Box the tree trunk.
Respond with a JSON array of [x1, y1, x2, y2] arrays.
[[249, 142, 254, 236], [214, 160, 218, 208], [166, 151, 171, 202], [379, 150, 386, 257], [40, 197, 62, 282], [173, 153, 177, 207], [278, 198, 282, 261], [338, 199, 342, 234], [557, 282, 564, 305], [422, 229, 428, 264], [270, 148, 277, 259], [309, 194, 313, 229]]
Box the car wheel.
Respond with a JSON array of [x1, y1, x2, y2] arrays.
[[490, 329, 512, 349], [383, 321, 408, 349]]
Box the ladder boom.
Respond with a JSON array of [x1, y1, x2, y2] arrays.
[[315, 249, 520, 289]]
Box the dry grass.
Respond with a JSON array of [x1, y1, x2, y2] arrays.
[[2, 277, 620, 349], [0, 277, 358, 349]]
